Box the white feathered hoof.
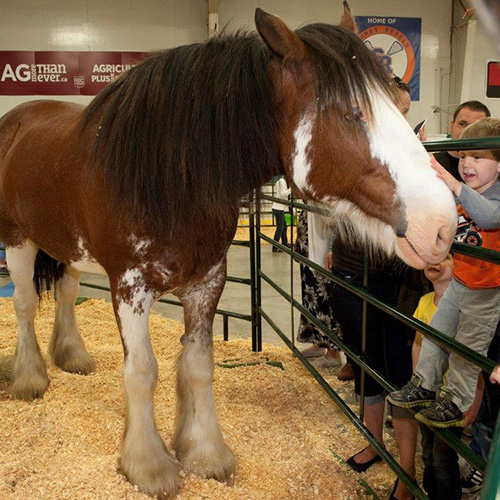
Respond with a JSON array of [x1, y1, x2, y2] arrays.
[[50, 342, 96, 375], [9, 372, 50, 401], [175, 436, 236, 485], [118, 448, 181, 500]]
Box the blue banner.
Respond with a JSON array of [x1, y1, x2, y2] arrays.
[[356, 16, 422, 101]]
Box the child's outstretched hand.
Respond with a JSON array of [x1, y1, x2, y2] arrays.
[[430, 156, 463, 197]]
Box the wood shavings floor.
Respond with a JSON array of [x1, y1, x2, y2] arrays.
[[0, 298, 398, 499]]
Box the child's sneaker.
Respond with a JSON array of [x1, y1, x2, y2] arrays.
[[415, 389, 465, 428], [461, 465, 483, 494], [387, 374, 435, 408]]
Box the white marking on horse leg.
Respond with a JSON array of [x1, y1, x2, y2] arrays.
[[174, 260, 236, 483], [49, 267, 96, 374], [114, 274, 180, 499], [7, 241, 49, 400]]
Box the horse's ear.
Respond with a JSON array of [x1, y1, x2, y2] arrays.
[[339, 1, 358, 34], [255, 8, 308, 62]]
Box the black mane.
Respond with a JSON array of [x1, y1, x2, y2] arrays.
[[296, 23, 394, 118], [80, 24, 393, 237], [81, 32, 282, 236]]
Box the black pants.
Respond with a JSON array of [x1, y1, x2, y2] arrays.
[[272, 209, 288, 245], [330, 269, 412, 398]]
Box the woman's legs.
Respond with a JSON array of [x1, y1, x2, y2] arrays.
[[351, 400, 385, 463]]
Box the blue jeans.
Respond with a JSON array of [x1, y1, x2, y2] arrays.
[[272, 209, 288, 245], [420, 424, 463, 500]]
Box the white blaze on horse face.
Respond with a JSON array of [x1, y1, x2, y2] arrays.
[[291, 114, 314, 193], [365, 87, 456, 265]]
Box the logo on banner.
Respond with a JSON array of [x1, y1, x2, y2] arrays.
[[0, 51, 147, 96], [359, 25, 415, 83], [1, 63, 68, 83], [356, 16, 421, 101], [74, 75, 85, 89]]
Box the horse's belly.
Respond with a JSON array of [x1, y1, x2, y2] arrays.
[[69, 258, 107, 275], [68, 238, 107, 275]]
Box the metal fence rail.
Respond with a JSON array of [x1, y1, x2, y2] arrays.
[[255, 136, 500, 500]]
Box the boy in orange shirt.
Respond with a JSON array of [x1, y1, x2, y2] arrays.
[[388, 118, 500, 428]]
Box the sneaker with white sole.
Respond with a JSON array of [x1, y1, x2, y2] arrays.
[[415, 389, 465, 428], [461, 465, 483, 494], [387, 373, 435, 408]]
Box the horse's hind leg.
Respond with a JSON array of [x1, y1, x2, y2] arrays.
[[49, 267, 96, 374], [112, 272, 180, 500], [7, 241, 50, 400], [174, 258, 236, 483]]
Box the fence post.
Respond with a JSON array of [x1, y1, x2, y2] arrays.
[[249, 189, 262, 352]]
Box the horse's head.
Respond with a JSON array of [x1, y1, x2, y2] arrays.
[[255, 5, 457, 269]]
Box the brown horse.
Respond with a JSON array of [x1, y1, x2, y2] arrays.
[[0, 5, 456, 499]]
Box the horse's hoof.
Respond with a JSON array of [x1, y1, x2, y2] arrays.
[[178, 441, 236, 484], [9, 374, 50, 401], [53, 349, 96, 375], [118, 450, 181, 500]]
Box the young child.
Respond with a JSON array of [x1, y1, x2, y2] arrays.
[[412, 254, 455, 369], [388, 117, 500, 428]]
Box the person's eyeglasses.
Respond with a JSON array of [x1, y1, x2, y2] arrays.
[[393, 76, 406, 89]]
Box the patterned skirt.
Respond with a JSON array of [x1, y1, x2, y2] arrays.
[[295, 210, 341, 350]]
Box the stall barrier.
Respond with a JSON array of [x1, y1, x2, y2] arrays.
[[257, 136, 500, 500]]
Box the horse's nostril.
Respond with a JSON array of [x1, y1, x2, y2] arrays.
[[394, 217, 408, 238]]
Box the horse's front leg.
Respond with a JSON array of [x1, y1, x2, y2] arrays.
[[174, 258, 236, 483], [7, 242, 49, 400], [112, 272, 180, 500]]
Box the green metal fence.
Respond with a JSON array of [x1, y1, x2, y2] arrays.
[[256, 136, 500, 500]]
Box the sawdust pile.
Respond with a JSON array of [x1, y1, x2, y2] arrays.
[[0, 298, 396, 499]]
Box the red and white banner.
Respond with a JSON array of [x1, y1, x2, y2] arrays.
[[0, 51, 147, 96]]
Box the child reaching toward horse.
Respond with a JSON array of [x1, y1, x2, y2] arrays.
[[411, 254, 454, 368], [388, 117, 500, 428]]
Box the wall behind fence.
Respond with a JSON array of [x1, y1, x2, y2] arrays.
[[1, 0, 498, 135], [0, 0, 206, 117], [219, 0, 452, 134]]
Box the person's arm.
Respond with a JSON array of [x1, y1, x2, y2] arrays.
[[412, 333, 422, 370], [463, 374, 485, 427], [431, 157, 500, 229], [456, 184, 500, 229]]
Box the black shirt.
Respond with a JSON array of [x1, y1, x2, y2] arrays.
[[434, 151, 461, 181]]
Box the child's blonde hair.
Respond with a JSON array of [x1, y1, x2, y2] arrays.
[[461, 117, 500, 160]]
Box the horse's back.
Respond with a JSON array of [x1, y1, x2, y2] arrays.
[[0, 100, 85, 168], [0, 100, 88, 248]]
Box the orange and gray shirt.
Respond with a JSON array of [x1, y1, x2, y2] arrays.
[[453, 182, 500, 289]]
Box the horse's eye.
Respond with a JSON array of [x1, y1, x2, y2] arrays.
[[353, 108, 364, 122]]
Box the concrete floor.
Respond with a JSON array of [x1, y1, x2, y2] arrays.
[[0, 244, 302, 348]]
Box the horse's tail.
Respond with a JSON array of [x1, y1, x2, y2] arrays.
[[33, 250, 64, 299]]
